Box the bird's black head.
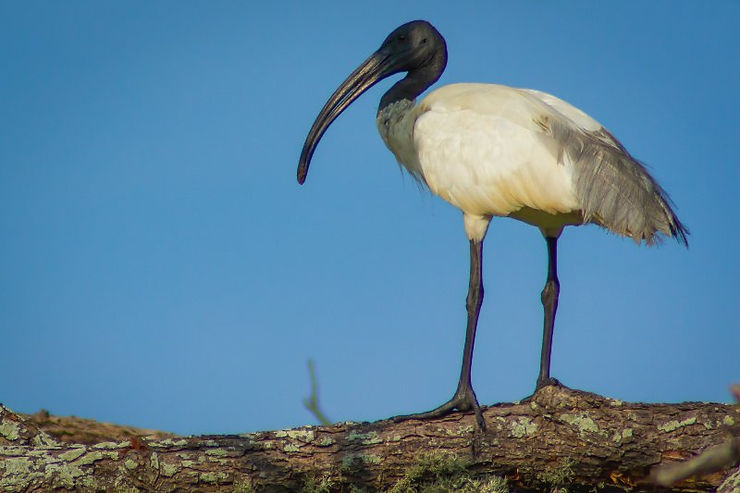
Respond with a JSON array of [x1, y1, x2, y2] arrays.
[[297, 20, 447, 184], [377, 20, 447, 77]]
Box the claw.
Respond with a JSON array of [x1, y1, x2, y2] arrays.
[[521, 376, 563, 403], [536, 376, 561, 391], [393, 388, 486, 430]]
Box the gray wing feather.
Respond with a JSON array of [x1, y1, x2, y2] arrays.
[[541, 115, 688, 246]]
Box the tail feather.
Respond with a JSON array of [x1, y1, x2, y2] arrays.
[[549, 119, 688, 246]]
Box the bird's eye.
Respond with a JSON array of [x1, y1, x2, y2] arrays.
[[398, 35, 406, 41], [421, 38, 428, 44]]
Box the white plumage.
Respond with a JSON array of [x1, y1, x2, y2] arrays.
[[379, 83, 588, 240], [377, 82, 687, 244]]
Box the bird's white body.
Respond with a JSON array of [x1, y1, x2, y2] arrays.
[[378, 83, 611, 241]]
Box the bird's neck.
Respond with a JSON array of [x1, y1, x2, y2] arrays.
[[379, 76, 426, 111], [378, 55, 446, 113]]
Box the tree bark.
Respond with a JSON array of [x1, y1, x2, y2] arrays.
[[1, 386, 738, 492]]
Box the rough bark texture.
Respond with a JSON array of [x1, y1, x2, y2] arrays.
[[1, 386, 738, 492], [22, 409, 177, 445]]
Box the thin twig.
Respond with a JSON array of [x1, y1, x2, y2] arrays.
[[303, 359, 332, 426]]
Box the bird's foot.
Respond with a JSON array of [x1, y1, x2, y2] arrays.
[[535, 376, 561, 391], [393, 387, 486, 430], [520, 376, 562, 403]]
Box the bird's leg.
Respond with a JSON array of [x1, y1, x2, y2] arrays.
[[394, 239, 486, 429], [535, 236, 561, 392]]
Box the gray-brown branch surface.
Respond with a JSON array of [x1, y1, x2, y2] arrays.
[[1, 386, 738, 492]]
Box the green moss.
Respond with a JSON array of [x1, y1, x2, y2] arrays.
[[346, 431, 382, 445], [73, 450, 117, 466], [149, 438, 188, 448], [448, 425, 474, 435], [718, 466, 740, 492], [276, 429, 315, 441], [58, 447, 86, 462], [536, 457, 575, 491], [233, 476, 255, 493], [2, 457, 32, 475], [318, 436, 336, 446], [300, 472, 336, 493], [510, 417, 537, 438], [44, 462, 86, 488], [199, 471, 229, 483], [0, 421, 20, 440], [205, 448, 230, 457], [388, 452, 508, 493], [0, 445, 125, 491], [161, 462, 179, 477], [33, 432, 59, 447], [341, 453, 381, 472], [0, 448, 125, 491], [93, 441, 129, 449], [111, 485, 140, 493], [612, 428, 633, 442], [560, 413, 599, 435], [658, 417, 696, 432]]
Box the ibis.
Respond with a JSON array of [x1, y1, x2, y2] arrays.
[[298, 20, 688, 429]]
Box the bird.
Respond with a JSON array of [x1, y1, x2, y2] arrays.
[[297, 20, 688, 429]]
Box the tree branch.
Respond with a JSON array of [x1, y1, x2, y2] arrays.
[[1, 386, 738, 492]]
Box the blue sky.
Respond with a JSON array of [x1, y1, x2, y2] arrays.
[[1, 2, 738, 435]]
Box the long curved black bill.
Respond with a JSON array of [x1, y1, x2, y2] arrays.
[[298, 51, 394, 184]]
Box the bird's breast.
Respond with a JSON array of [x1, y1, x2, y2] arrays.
[[377, 100, 425, 181]]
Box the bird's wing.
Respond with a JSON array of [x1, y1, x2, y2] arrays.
[[518, 87, 687, 245], [519, 88, 629, 153]]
